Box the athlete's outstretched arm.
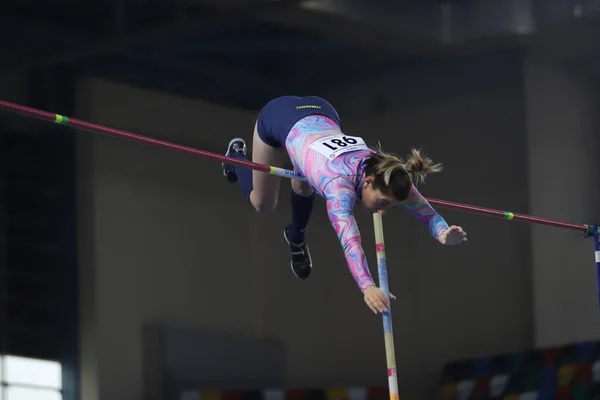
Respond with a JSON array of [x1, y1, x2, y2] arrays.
[[323, 178, 375, 292], [401, 184, 450, 241]]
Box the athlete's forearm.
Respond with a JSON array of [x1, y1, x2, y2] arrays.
[[401, 185, 449, 240], [326, 204, 375, 291], [324, 181, 375, 291]]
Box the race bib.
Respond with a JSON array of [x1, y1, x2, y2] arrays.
[[308, 134, 368, 159]]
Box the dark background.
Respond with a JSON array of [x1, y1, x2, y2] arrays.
[[1, 1, 600, 399]]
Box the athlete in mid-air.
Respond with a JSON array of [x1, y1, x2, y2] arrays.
[[221, 95, 467, 314]]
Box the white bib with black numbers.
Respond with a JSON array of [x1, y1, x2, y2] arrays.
[[308, 134, 368, 159]]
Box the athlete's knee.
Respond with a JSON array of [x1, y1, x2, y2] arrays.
[[252, 199, 278, 213], [291, 179, 313, 197], [250, 191, 278, 213]]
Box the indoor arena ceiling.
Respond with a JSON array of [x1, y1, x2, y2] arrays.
[[2, 0, 600, 109]]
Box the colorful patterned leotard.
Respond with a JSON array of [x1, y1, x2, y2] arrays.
[[285, 116, 450, 291]]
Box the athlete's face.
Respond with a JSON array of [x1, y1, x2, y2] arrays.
[[361, 177, 402, 215]]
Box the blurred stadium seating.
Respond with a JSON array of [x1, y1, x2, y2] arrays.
[[437, 339, 600, 399]]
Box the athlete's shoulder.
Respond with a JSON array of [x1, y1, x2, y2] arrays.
[[321, 176, 357, 204]]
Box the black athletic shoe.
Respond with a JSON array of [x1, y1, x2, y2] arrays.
[[283, 224, 312, 280], [222, 138, 246, 183]]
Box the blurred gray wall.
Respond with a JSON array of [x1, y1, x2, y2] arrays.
[[524, 53, 600, 346], [74, 53, 600, 400]]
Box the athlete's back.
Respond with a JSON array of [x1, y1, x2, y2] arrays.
[[285, 115, 372, 198]]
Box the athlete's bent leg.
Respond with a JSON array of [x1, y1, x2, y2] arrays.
[[248, 123, 283, 212], [283, 177, 314, 280], [222, 122, 283, 213]]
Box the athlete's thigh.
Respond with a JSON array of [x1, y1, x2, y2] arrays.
[[251, 122, 285, 208]]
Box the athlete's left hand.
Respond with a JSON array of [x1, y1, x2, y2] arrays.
[[363, 286, 397, 314], [439, 225, 467, 245]]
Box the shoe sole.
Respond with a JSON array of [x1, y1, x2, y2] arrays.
[[222, 137, 246, 178], [283, 228, 313, 279]]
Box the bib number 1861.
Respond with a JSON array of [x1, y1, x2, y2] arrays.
[[308, 134, 368, 159]]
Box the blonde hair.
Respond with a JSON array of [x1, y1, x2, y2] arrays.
[[364, 143, 443, 200]]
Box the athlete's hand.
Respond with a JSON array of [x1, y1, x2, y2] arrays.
[[439, 225, 467, 245], [363, 286, 396, 314]]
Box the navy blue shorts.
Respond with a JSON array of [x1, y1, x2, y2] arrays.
[[256, 95, 341, 148]]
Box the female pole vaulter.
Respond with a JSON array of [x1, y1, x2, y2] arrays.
[[222, 95, 467, 314]]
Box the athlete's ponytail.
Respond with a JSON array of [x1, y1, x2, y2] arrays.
[[363, 143, 442, 201], [404, 148, 443, 184]]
